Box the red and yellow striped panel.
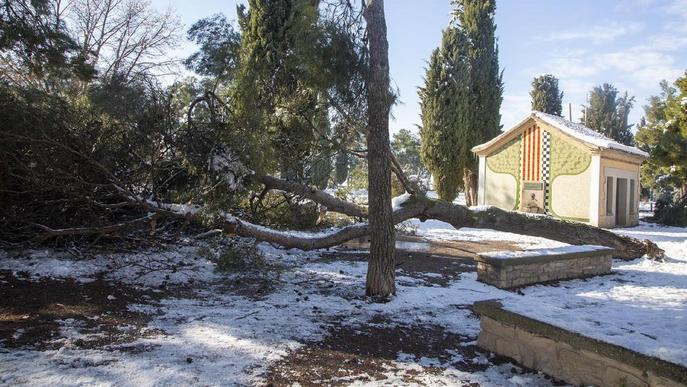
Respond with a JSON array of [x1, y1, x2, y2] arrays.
[[522, 125, 541, 181]]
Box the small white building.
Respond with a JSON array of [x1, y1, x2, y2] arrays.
[[471, 112, 648, 228]]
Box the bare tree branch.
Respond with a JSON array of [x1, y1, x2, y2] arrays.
[[32, 213, 157, 242], [388, 147, 416, 195], [68, 0, 182, 80], [256, 174, 368, 218]]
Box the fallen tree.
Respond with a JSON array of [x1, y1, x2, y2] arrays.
[[137, 177, 663, 261], [12, 147, 661, 260]]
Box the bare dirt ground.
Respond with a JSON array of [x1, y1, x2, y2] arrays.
[[265, 316, 488, 386], [0, 270, 162, 350]]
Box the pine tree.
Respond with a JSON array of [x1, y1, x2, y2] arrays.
[[635, 81, 676, 192], [363, 0, 395, 298], [637, 74, 687, 196], [334, 152, 349, 185], [530, 74, 563, 115], [307, 100, 333, 190], [666, 73, 687, 198], [233, 0, 324, 181], [583, 83, 635, 145], [616, 92, 636, 145], [635, 73, 687, 224]]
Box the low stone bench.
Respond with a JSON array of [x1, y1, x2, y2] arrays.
[[475, 245, 614, 289], [474, 301, 687, 387]]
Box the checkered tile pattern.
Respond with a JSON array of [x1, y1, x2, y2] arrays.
[[541, 131, 551, 213]]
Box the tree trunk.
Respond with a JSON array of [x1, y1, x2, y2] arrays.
[[364, 0, 396, 298], [463, 167, 477, 207], [138, 194, 663, 261]]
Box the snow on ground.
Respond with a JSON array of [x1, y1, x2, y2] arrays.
[[407, 218, 567, 250], [479, 244, 612, 259], [425, 191, 466, 205], [0, 245, 217, 287], [1, 220, 686, 385], [0, 241, 554, 386], [505, 222, 687, 367]]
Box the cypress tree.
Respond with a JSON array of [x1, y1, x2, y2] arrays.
[[459, 0, 503, 206], [530, 74, 563, 115], [419, 28, 468, 201], [419, 0, 502, 204]]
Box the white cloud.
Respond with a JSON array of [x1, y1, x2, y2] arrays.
[[559, 79, 595, 96], [636, 34, 687, 52], [513, 1, 686, 128], [542, 56, 600, 79], [665, 0, 687, 19], [542, 21, 644, 44], [532, 47, 681, 90], [663, 0, 687, 33]]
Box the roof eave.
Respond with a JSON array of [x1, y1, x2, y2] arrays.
[[471, 113, 536, 155]]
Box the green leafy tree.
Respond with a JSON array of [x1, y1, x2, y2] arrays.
[[232, 0, 320, 179], [583, 83, 635, 145], [185, 14, 242, 80], [636, 73, 687, 225], [530, 74, 563, 115], [392, 129, 427, 178], [635, 85, 671, 193], [306, 100, 334, 189], [636, 74, 687, 198], [225, 0, 366, 185]]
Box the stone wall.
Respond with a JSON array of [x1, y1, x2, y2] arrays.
[[475, 246, 613, 289], [474, 301, 687, 387]]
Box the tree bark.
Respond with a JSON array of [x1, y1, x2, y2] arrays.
[[249, 175, 662, 260], [139, 194, 662, 261], [463, 167, 477, 207], [256, 175, 367, 218], [364, 0, 396, 298]]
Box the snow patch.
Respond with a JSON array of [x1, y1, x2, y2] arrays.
[[480, 244, 612, 259], [391, 192, 412, 210], [533, 111, 649, 158]]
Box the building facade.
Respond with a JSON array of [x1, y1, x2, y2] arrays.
[[471, 112, 648, 228]]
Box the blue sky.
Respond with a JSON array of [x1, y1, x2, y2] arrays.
[[152, 0, 687, 135]]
